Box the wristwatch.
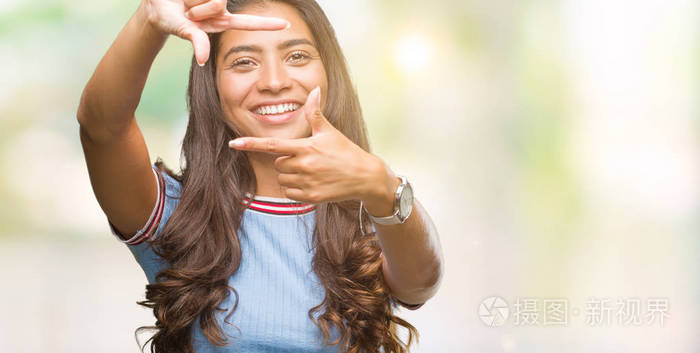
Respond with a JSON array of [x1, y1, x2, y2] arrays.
[[365, 175, 414, 225]]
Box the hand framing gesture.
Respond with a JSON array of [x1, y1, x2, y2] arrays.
[[142, 0, 289, 66], [229, 87, 395, 206]]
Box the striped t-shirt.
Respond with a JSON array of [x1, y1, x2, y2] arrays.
[[107, 164, 422, 352]]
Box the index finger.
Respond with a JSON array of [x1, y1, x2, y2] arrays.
[[224, 13, 290, 31], [229, 137, 305, 155]]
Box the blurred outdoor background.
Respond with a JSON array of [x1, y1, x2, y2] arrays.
[[0, 0, 698, 352]]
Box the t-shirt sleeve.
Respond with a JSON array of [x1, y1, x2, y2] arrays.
[[393, 297, 425, 311], [105, 164, 182, 283], [107, 165, 166, 245]]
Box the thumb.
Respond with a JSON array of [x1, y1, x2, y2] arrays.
[[303, 86, 325, 134], [180, 24, 210, 67]]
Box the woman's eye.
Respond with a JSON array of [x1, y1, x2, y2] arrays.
[[230, 58, 255, 68], [287, 51, 310, 64]]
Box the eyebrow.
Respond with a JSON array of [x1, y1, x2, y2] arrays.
[[222, 38, 315, 61]]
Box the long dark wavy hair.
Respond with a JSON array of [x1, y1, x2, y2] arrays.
[[135, 0, 418, 352]]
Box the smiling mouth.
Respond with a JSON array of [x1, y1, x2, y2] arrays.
[[252, 103, 302, 116]]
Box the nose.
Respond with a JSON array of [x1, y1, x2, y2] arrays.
[[256, 59, 292, 94]]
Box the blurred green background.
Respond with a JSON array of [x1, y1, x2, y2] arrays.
[[0, 0, 698, 352]]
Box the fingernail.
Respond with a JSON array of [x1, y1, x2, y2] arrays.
[[284, 21, 291, 29], [229, 139, 244, 147], [315, 86, 321, 106], [185, 11, 192, 20]]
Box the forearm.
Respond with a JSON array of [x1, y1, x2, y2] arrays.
[[78, 2, 168, 141], [361, 158, 444, 305]]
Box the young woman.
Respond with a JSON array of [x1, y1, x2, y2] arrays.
[[77, 0, 444, 352]]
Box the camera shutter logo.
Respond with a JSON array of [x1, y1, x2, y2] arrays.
[[479, 296, 509, 327]]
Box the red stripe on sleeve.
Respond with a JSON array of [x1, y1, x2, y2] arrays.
[[128, 169, 166, 245]]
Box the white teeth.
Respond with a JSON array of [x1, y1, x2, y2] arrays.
[[255, 103, 301, 115]]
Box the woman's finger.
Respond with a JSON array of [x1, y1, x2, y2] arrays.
[[273, 155, 297, 174], [183, 0, 209, 8], [179, 23, 211, 66], [194, 14, 289, 34], [278, 173, 306, 189], [223, 13, 289, 31], [185, 0, 227, 22], [194, 18, 232, 33], [229, 136, 305, 155], [283, 187, 310, 203]]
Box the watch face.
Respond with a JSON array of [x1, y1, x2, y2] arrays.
[[399, 183, 413, 219]]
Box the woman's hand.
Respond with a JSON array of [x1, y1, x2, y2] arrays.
[[228, 87, 397, 210], [140, 0, 289, 66]]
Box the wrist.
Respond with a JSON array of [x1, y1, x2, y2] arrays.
[[361, 157, 400, 218], [136, 1, 169, 41]]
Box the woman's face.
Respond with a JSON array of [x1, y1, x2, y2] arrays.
[[216, 2, 328, 140]]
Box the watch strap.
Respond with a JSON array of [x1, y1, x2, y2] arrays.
[[363, 175, 408, 226], [367, 208, 402, 225]]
